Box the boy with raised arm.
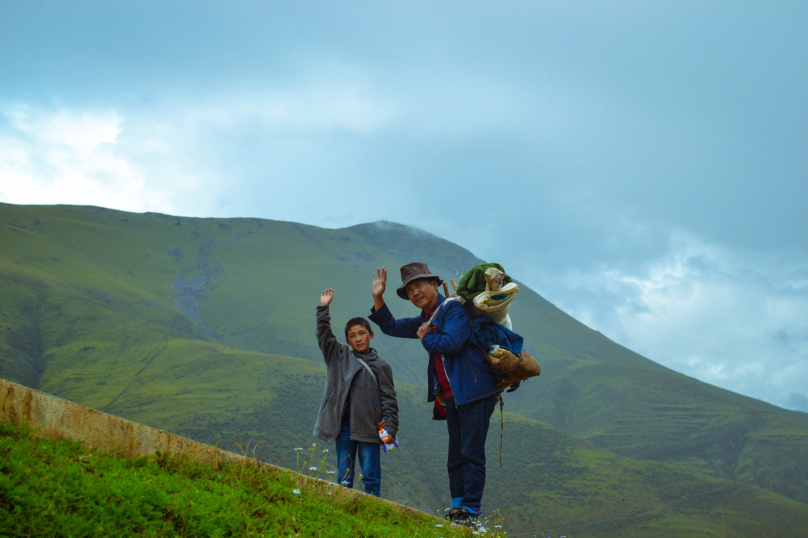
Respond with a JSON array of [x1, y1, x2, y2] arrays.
[[312, 288, 399, 498], [368, 264, 499, 525]]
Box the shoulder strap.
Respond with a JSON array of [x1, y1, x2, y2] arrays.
[[427, 296, 462, 325], [355, 357, 378, 385]]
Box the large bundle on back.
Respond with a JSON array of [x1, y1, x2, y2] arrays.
[[453, 263, 540, 392]]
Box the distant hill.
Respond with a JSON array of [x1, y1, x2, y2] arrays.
[[1, 202, 807, 536]]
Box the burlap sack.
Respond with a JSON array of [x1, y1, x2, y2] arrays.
[[487, 347, 541, 391]]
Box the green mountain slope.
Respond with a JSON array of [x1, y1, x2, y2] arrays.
[[12, 334, 808, 538], [1, 202, 807, 535]]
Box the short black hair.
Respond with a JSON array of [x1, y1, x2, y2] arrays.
[[344, 317, 373, 338]]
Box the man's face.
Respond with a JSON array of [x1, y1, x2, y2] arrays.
[[405, 278, 440, 311], [346, 324, 373, 353]]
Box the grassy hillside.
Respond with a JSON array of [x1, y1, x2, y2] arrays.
[[1, 202, 808, 535], [5, 345, 808, 537], [10, 342, 808, 538], [0, 421, 474, 538]]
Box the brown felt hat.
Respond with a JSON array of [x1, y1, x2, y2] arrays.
[[396, 262, 444, 300]]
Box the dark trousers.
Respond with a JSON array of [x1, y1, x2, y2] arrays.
[[445, 393, 497, 514], [335, 420, 382, 497]]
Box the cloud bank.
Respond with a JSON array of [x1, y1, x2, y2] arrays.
[[543, 233, 808, 408], [0, 106, 174, 214], [1, 1, 806, 411]]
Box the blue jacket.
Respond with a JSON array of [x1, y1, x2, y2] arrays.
[[369, 294, 500, 406], [473, 315, 524, 355]]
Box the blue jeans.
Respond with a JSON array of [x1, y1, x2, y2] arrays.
[[335, 421, 382, 497], [445, 393, 497, 514]]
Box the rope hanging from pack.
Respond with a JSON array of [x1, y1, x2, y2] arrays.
[[498, 392, 504, 468]]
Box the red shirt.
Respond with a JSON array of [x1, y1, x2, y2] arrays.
[[425, 306, 453, 399]]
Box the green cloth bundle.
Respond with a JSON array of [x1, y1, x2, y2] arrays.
[[456, 262, 513, 302]]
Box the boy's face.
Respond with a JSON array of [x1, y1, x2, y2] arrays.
[[405, 278, 440, 311], [346, 324, 374, 353]]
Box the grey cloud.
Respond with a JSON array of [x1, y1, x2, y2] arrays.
[[535, 233, 808, 408], [786, 393, 808, 414], [2, 1, 808, 410], [4, 1, 806, 255]]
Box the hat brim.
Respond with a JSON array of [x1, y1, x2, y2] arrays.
[[396, 274, 445, 300]]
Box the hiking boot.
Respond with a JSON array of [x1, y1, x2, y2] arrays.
[[449, 508, 478, 527], [445, 507, 462, 521]]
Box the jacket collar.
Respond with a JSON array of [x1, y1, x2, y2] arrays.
[[422, 293, 446, 320], [353, 348, 379, 361]]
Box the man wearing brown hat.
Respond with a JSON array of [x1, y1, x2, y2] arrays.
[[368, 262, 499, 525]]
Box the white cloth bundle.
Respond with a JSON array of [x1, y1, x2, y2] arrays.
[[472, 267, 519, 329]]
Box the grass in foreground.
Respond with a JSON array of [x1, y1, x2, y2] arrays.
[[0, 422, 472, 538]]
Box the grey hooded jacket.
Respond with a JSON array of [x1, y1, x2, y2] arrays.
[[312, 305, 399, 444]]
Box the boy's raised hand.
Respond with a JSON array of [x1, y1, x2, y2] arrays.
[[320, 288, 334, 307]]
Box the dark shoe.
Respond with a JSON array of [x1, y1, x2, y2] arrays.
[[445, 507, 462, 521], [450, 508, 478, 527]]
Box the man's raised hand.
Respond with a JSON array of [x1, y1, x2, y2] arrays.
[[372, 267, 387, 299], [320, 288, 334, 307], [372, 267, 387, 310]]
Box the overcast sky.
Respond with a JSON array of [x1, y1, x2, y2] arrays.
[[1, 1, 806, 411]]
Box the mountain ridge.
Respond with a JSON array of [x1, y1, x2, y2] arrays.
[[1, 202, 807, 535]]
